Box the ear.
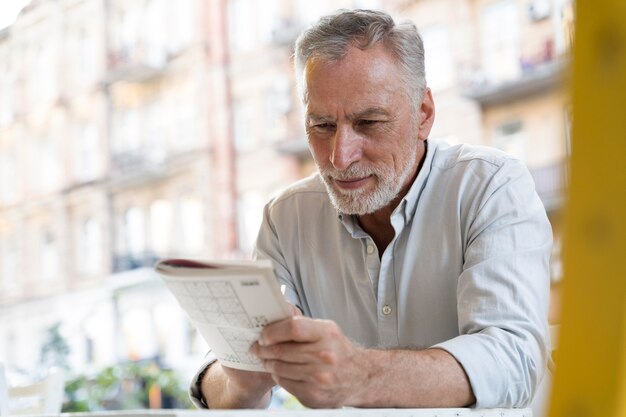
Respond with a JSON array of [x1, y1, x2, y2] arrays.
[[417, 88, 435, 141]]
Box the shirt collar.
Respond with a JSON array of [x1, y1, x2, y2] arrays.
[[394, 138, 438, 225]]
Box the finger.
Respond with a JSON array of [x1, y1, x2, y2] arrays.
[[289, 303, 303, 316], [251, 340, 331, 364], [259, 316, 326, 346], [263, 359, 329, 384]]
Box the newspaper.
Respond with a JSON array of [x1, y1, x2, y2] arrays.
[[155, 258, 292, 371]]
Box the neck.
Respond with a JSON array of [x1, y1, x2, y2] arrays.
[[356, 140, 427, 254]]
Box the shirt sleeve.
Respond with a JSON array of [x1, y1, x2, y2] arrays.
[[434, 158, 552, 408], [253, 202, 302, 310], [188, 351, 217, 409]]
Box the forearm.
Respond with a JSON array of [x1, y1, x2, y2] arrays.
[[350, 347, 475, 408], [201, 362, 274, 409]]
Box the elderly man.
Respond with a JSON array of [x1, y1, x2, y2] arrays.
[[190, 9, 551, 410]]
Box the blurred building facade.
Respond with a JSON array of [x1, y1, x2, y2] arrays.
[[0, 0, 572, 389]]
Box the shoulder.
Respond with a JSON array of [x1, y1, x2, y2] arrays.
[[431, 140, 528, 181], [433, 140, 517, 170], [266, 173, 330, 212]]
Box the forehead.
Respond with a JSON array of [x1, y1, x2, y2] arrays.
[[304, 44, 406, 115]]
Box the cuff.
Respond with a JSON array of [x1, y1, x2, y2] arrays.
[[188, 352, 217, 409], [433, 334, 507, 408]]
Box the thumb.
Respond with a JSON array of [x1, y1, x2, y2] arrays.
[[289, 303, 303, 317]]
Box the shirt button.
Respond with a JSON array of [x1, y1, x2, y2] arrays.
[[382, 305, 392, 315], [367, 244, 375, 254]]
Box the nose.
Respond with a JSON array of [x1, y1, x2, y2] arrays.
[[330, 125, 362, 171]]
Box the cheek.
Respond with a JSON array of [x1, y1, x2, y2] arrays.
[[366, 128, 416, 170], [308, 140, 331, 165]]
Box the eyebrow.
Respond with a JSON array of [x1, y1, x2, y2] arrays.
[[306, 107, 392, 124]]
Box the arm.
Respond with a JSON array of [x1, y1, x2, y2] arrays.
[[198, 362, 274, 409], [251, 315, 475, 408], [434, 159, 552, 407]]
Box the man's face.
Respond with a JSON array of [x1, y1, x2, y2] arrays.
[[304, 44, 433, 215]]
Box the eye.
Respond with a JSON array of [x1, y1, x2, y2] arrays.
[[308, 122, 335, 133], [356, 119, 378, 127]]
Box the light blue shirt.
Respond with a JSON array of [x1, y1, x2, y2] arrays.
[[254, 139, 552, 408]]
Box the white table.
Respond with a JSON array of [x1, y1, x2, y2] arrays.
[[59, 408, 532, 417]]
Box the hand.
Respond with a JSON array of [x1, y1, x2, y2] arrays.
[[201, 303, 303, 409], [250, 316, 368, 408]]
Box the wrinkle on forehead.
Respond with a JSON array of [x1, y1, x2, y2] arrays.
[[304, 55, 408, 121], [302, 44, 402, 105]]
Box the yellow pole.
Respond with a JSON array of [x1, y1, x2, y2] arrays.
[[548, 0, 626, 416]]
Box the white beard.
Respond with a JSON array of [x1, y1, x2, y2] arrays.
[[319, 142, 418, 215]]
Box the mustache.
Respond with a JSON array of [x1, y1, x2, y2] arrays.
[[320, 164, 380, 180]]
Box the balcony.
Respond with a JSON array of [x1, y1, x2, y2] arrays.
[[463, 42, 568, 106], [103, 44, 167, 85], [109, 149, 167, 188]]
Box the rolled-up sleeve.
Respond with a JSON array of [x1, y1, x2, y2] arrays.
[[188, 352, 217, 408], [434, 159, 552, 408]]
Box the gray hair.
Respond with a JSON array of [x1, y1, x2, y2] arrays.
[[294, 9, 427, 109]]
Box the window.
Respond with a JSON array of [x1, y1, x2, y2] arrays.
[[118, 5, 141, 59], [75, 218, 102, 275], [40, 231, 58, 283], [39, 137, 60, 193], [34, 38, 57, 105], [150, 199, 172, 254], [421, 25, 454, 92], [144, 98, 166, 161], [480, 0, 521, 82], [1, 235, 19, 296], [124, 207, 145, 255], [493, 120, 526, 161], [233, 98, 256, 152], [256, 0, 279, 45], [0, 63, 13, 126], [227, 0, 285, 49], [228, 0, 255, 52], [172, 87, 197, 152], [262, 81, 290, 143], [145, 0, 167, 66], [179, 195, 204, 254], [167, 0, 194, 53], [0, 148, 17, 204], [76, 26, 96, 84], [113, 108, 140, 153], [73, 123, 100, 182]]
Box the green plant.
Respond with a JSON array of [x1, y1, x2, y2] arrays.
[[62, 361, 193, 412], [39, 322, 70, 371]]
